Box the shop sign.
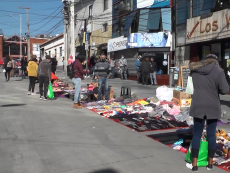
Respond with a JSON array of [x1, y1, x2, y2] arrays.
[[107, 36, 128, 52], [186, 9, 230, 44], [128, 32, 170, 48], [137, 0, 170, 9]]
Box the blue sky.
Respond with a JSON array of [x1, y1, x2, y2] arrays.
[[0, 0, 63, 37]]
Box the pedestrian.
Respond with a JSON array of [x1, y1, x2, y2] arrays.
[[10, 58, 16, 77], [149, 58, 157, 85], [3, 55, 12, 82], [141, 57, 150, 85], [109, 56, 116, 79], [62, 57, 65, 71], [51, 56, 58, 74], [21, 56, 27, 79], [94, 54, 111, 100], [118, 55, 128, 80], [186, 54, 229, 171], [38, 55, 52, 101], [68, 55, 74, 65], [27, 58, 38, 95], [90, 55, 96, 77], [135, 55, 142, 83], [72, 54, 89, 109]]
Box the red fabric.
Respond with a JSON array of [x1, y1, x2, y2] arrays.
[[73, 59, 88, 80], [51, 72, 58, 80]]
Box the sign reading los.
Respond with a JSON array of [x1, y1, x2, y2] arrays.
[[186, 9, 230, 44]]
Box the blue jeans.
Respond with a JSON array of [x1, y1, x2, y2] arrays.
[[98, 76, 109, 100], [191, 118, 217, 158], [150, 72, 157, 85], [72, 78, 81, 103]]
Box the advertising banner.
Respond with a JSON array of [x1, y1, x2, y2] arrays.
[[128, 32, 169, 48], [107, 36, 128, 52], [137, 0, 170, 9]]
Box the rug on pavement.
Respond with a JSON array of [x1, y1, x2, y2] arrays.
[[147, 130, 230, 172]]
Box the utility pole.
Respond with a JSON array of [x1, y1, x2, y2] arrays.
[[62, 0, 70, 73], [19, 7, 31, 60], [70, 0, 75, 59], [84, 19, 88, 70], [20, 14, 22, 59]]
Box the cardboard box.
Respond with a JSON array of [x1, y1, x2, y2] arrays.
[[173, 97, 192, 107], [173, 90, 192, 100]]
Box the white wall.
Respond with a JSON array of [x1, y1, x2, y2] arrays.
[[41, 37, 64, 66]]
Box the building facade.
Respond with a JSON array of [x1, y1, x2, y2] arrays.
[[174, 0, 230, 78], [30, 37, 50, 58], [40, 34, 64, 66], [74, 0, 112, 57], [110, 0, 172, 84]]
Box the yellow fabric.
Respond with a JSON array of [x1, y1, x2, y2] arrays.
[[27, 61, 38, 77]]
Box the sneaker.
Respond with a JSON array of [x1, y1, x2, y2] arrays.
[[186, 163, 198, 172], [27, 92, 31, 95], [31, 92, 36, 95], [43, 97, 47, 101], [39, 96, 43, 100], [206, 165, 213, 170]]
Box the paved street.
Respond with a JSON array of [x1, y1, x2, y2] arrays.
[[0, 70, 228, 173]]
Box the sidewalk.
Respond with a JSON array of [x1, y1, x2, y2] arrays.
[[0, 69, 227, 173]]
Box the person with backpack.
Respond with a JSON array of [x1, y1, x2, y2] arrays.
[[109, 56, 116, 79], [72, 54, 89, 109], [118, 55, 128, 80], [3, 55, 12, 82]]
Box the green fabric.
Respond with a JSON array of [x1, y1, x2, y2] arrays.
[[47, 82, 54, 99], [185, 140, 208, 167]]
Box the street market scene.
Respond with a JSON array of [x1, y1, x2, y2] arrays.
[[1, 0, 230, 173]]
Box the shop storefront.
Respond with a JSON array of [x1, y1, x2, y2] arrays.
[[186, 9, 230, 79]]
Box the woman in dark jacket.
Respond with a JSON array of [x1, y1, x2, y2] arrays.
[[141, 57, 150, 85], [3, 56, 12, 82], [187, 54, 229, 171]]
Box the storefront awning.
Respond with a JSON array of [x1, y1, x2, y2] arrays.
[[138, 47, 170, 52]]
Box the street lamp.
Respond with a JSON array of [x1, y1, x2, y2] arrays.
[[7, 14, 22, 59]]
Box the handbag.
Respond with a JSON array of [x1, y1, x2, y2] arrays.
[[185, 139, 208, 167], [186, 76, 194, 95], [3, 69, 6, 73]]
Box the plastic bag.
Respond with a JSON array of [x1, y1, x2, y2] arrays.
[[185, 139, 208, 167], [47, 82, 54, 99], [156, 86, 173, 101], [3, 69, 6, 73]]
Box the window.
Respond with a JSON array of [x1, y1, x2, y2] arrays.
[[33, 44, 40, 51], [89, 5, 93, 18], [104, 0, 109, 11], [60, 47, 62, 56], [176, 0, 190, 25], [102, 23, 108, 32]]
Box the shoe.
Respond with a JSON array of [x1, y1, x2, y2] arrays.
[[31, 92, 36, 95], [78, 102, 83, 107], [40, 96, 43, 100], [27, 92, 31, 95], [186, 163, 198, 172], [43, 97, 47, 101], [206, 164, 213, 170], [73, 103, 82, 109]]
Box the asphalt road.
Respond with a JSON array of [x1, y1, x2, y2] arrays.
[[0, 71, 227, 173]]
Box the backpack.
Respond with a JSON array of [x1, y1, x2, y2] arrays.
[[67, 61, 77, 79], [7, 61, 13, 68]]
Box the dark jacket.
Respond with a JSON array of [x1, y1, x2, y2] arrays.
[[141, 61, 151, 74], [21, 58, 27, 70], [189, 58, 229, 120], [73, 59, 87, 80], [38, 59, 51, 80], [90, 56, 96, 67], [3, 59, 11, 70], [150, 61, 157, 73], [51, 58, 58, 66], [94, 60, 111, 77]]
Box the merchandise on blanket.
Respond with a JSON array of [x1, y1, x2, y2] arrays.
[[156, 86, 173, 101], [214, 157, 230, 165], [52, 87, 63, 92], [147, 97, 159, 103], [174, 109, 190, 122], [186, 116, 194, 126], [221, 109, 227, 118]]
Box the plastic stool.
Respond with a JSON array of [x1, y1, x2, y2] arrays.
[[120, 86, 131, 99]]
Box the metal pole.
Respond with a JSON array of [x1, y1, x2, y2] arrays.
[[26, 9, 31, 60], [20, 14, 22, 59], [9, 46, 10, 56], [70, 0, 75, 59], [67, 24, 70, 65], [64, 24, 68, 73]]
